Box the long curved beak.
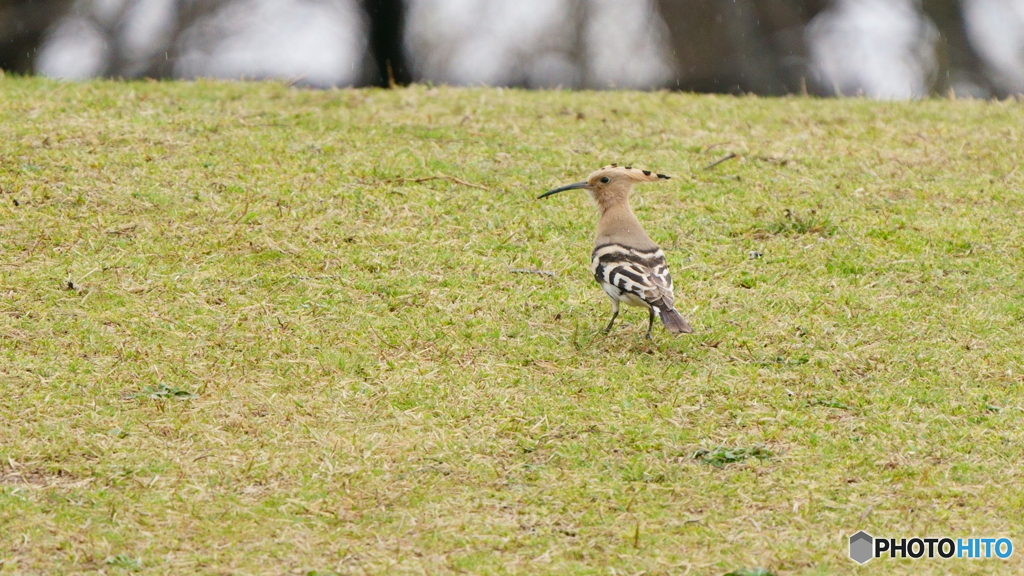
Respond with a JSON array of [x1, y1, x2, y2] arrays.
[[538, 181, 590, 199]]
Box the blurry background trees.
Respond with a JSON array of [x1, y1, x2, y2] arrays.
[[1, 0, 1022, 97]]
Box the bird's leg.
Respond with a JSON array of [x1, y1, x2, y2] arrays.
[[602, 300, 620, 334], [645, 307, 655, 339]]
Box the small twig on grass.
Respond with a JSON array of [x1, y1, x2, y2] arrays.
[[391, 174, 489, 191], [702, 141, 731, 153], [368, 326, 401, 350], [509, 268, 556, 278], [860, 505, 874, 521], [704, 152, 737, 170], [285, 275, 347, 281]]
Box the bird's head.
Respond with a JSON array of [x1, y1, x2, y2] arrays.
[[538, 165, 670, 209]]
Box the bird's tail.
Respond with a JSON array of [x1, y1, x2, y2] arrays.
[[657, 306, 693, 334]]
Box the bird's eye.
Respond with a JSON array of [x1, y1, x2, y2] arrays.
[[600, 177, 610, 184]]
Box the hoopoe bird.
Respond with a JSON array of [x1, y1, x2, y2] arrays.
[[539, 165, 693, 338]]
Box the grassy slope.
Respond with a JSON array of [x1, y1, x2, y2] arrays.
[[1, 78, 1023, 575]]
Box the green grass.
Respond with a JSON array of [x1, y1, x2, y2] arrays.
[[2, 77, 1024, 575]]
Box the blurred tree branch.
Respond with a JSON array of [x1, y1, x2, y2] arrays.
[[363, 0, 410, 86], [921, 0, 996, 96], [0, 0, 74, 72], [655, 0, 828, 94], [135, 0, 223, 79]]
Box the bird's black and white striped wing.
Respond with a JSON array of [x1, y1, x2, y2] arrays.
[[590, 243, 675, 307]]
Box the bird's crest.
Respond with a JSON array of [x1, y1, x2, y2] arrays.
[[594, 164, 671, 183]]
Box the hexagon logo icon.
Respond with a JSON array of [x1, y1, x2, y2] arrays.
[[849, 531, 874, 564]]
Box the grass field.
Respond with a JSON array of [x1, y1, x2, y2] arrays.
[[2, 77, 1024, 575]]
